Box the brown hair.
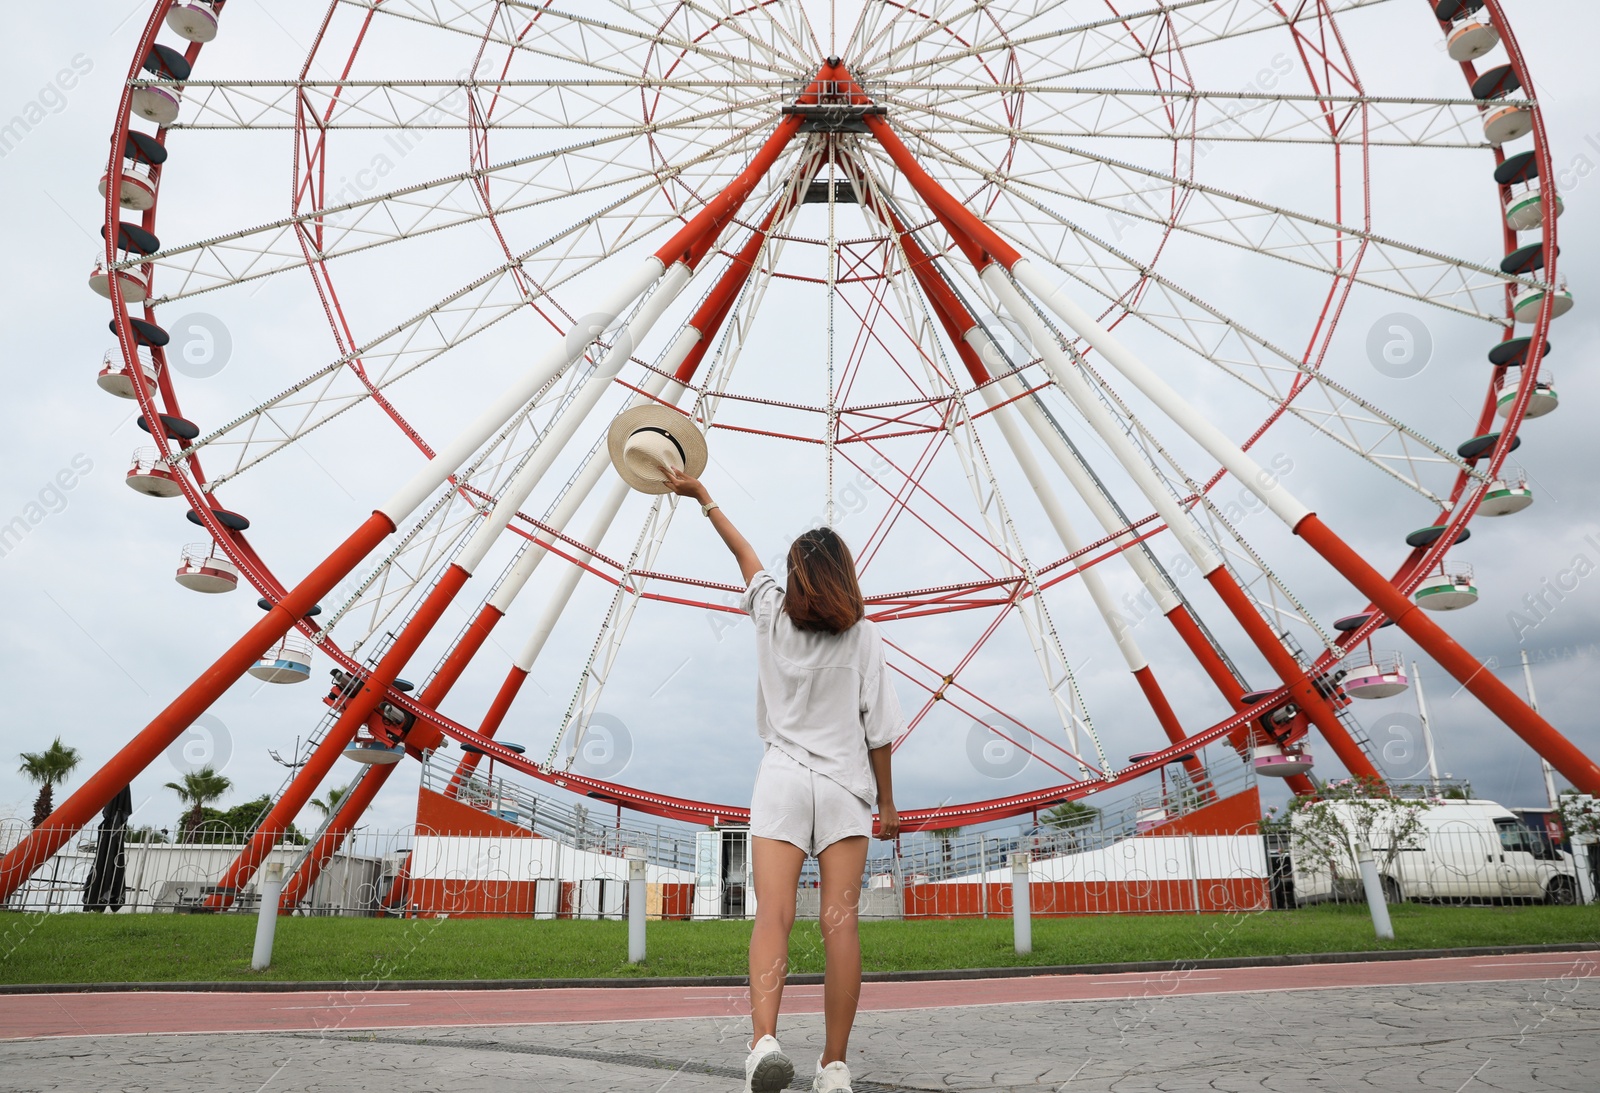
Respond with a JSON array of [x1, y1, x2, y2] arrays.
[[783, 527, 865, 634]]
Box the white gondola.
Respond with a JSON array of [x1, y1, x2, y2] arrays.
[[1512, 283, 1574, 323], [125, 447, 183, 498], [1478, 469, 1534, 517], [87, 262, 148, 303], [97, 163, 157, 211], [1447, 20, 1499, 61], [344, 737, 405, 765], [96, 347, 160, 399], [1483, 103, 1531, 146], [131, 84, 181, 126], [248, 634, 314, 683], [1414, 562, 1478, 611], [1341, 651, 1409, 699], [1252, 743, 1314, 778], [1496, 373, 1558, 418], [174, 542, 239, 593], [165, 0, 219, 42], [1504, 188, 1562, 232]]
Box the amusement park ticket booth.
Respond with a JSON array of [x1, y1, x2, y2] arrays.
[[694, 825, 754, 920]]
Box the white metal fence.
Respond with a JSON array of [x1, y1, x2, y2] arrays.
[[4, 761, 1588, 919]]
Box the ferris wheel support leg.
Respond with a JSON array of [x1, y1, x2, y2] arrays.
[[448, 478, 634, 793], [444, 179, 806, 798], [875, 177, 1254, 738], [850, 129, 1384, 785], [205, 563, 474, 909], [970, 358, 1204, 782], [998, 384, 1268, 757], [972, 266, 1379, 782], [1202, 568, 1381, 780], [996, 261, 1595, 789], [0, 511, 395, 906], [218, 257, 703, 907], [1297, 516, 1600, 793], [879, 208, 1204, 778], [278, 597, 509, 909], [447, 667, 528, 797], [1130, 665, 1206, 776], [1164, 603, 1316, 796]]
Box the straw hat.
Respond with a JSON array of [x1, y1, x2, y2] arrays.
[[606, 403, 708, 494]]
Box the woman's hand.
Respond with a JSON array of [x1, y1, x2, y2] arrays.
[[661, 464, 710, 504], [875, 803, 900, 841]]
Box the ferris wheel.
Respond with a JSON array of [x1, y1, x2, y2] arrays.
[[5, 0, 1598, 908]]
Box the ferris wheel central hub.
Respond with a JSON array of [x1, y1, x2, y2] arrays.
[[781, 74, 885, 133]]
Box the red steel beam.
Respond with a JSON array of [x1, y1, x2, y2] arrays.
[[446, 664, 531, 798], [861, 98, 1389, 786], [1203, 569, 1380, 781], [277, 598, 506, 907], [206, 563, 472, 908], [867, 184, 1208, 783], [216, 79, 823, 905], [1298, 515, 1600, 793], [869, 92, 1594, 789], [0, 512, 394, 905], [443, 163, 813, 796]]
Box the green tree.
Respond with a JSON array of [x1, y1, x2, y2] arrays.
[[164, 767, 232, 843], [186, 795, 305, 844], [1041, 799, 1098, 831], [311, 786, 348, 822], [1289, 776, 1432, 902], [1558, 789, 1599, 842], [19, 737, 81, 828]]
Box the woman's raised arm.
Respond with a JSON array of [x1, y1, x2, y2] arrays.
[[661, 466, 762, 583]]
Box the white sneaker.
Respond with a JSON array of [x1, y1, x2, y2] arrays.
[[744, 1035, 795, 1092], [813, 1059, 853, 1092]]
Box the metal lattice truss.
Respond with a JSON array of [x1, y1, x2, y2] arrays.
[[850, 0, 1397, 83], [873, 215, 1111, 778], [543, 211, 805, 772]]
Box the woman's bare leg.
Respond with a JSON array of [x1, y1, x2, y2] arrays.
[[749, 835, 805, 1045], [816, 834, 870, 1065]]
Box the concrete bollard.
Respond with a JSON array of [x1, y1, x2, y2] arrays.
[[1354, 839, 1394, 941], [251, 861, 285, 971], [1010, 851, 1032, 955], [1572, 839, 1595, 905], [625, 847, 647, 964]]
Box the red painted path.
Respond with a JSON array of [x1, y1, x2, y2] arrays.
[[2, 953, 1593, 1041]]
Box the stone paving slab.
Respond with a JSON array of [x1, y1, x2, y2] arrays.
[[1, 976, 1595, 1092]]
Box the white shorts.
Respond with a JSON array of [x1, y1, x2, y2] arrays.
[[749, 746, 872, 857]]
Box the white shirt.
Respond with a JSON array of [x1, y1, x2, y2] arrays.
[[741, 569, 905, 807]]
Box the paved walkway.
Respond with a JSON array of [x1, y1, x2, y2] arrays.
[[1, 953, 1596, 1091]]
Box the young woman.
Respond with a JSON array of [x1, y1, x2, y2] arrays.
[[663, 465, 902, 1093]]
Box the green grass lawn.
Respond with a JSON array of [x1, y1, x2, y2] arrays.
[[0, 904, 1594, 986]]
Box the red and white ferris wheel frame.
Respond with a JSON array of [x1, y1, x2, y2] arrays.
[[1, 0, 1590, 908]]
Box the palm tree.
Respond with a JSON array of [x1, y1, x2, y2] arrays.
[[164, 767, 233, 843], [310, 786, 348, 822], [1041, 800, 1099, 831], [19, 738, 81, 828], [930, 826, 962, 868], [1041, 800, 1099, 849]]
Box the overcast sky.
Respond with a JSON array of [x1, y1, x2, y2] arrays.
[[2, 1, 1598, 852]]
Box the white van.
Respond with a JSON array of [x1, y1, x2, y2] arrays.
[[1290, 798, 1580, 905]]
